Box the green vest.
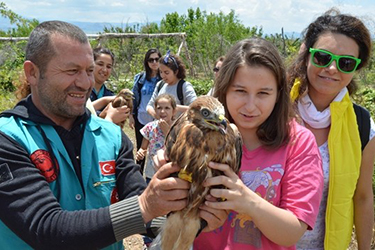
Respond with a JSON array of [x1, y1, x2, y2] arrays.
[[0, 115, 123, 250]]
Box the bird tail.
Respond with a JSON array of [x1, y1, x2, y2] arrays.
[[157, 211, 200, 250]]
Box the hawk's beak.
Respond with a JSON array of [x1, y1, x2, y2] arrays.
[[218, 115, 227, 135]]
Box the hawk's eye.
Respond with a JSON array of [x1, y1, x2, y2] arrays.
[[201, 108, 211, 118]]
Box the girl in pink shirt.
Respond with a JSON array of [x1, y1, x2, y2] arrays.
[[193, 38, 324, 250]]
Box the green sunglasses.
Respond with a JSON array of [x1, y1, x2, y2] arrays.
[[309, 48, 361, 73]]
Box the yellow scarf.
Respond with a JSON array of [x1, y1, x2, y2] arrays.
[[290, 79, 362, 249]]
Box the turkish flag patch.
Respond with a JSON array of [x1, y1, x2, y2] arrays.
[[99, 160, 116, 176]]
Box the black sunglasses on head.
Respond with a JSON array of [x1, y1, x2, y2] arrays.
[[213, 67, 220, 72]]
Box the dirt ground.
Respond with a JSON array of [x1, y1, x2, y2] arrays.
[[123, 234, 145, 250]]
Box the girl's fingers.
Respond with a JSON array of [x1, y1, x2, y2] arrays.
[[208, 162, 238, 179]]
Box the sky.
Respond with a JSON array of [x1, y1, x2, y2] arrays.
[[1, 0, 375, 35]]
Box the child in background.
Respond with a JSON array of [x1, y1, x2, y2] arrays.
[[136, 94, 177, 183], [193, 38, 324, 250]]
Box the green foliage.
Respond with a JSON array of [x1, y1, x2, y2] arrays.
[[187, 78, 213, 96], [0, 2, 39, 37], [160, 8, 263, 77]]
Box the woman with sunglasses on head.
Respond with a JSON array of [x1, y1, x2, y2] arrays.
[[130, 48, 162, 173], [288, 9, 375, 250], [207, 56, 225, 96], [146, 51, 197, 118]]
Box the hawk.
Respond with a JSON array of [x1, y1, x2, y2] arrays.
[[159, 95, 242, 250], [99, 88, 134, 128]]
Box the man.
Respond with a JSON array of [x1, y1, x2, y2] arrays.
[[0, 21, 190, 250]]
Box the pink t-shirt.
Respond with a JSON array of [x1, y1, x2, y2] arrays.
[[193, 120, 323, 250]]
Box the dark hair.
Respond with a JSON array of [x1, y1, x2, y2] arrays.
[[214, 37, 292, 149], [288, 8, 372, 99], [26, 20, 88, 77], [214, 56, 225, 66], [93, 47, 115, 64], [144, 48, 162, 81], [159, 53, 186, 79], [154, 93, 177, 110]]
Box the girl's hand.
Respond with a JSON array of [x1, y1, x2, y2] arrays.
[[136, 148, 146, 161], [204, 162, 255, 215], [159, 119, 170, 135]]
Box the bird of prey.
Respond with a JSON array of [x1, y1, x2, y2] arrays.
[[159, 95, 242, 250], [99, 88, 134, 128]]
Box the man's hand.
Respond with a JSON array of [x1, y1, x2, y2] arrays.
[[199, 194, 229, 232], [138, 163, 189, 223]]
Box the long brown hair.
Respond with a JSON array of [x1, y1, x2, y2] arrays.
[[214, 37, 293, 149]]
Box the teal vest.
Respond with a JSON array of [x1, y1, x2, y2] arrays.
[[0, 115, 123, 250]]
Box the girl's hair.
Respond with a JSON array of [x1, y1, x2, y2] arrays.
[[213, 37, 292, 149], [287, 8, 372, 100], [93, 47, 115, 64], [159, 53, 186, 79], [154, 93, 177, 110], [144, 48, 162, 81]]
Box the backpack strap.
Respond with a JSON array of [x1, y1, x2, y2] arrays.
[[134, 72, 146, 112], [177, 79, 185, 105], [156, 80, 185, 105], [353, 103, 370, 151], [156, 80, 165, 94]]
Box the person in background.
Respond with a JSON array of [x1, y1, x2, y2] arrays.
[[207, 56, 225, 96], [0, 20, 191, 250], [192, 37, 323, 249], [288, 9, 375, 250], [136, 94, 177, 184], [146, 51, 197, 119], [130, 48, 162, 173], [90, 47, 115, 111]]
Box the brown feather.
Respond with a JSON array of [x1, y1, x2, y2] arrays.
[[160, 95, 242, 250]]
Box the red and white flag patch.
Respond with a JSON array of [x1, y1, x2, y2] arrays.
[[99, 160, 116, 176]]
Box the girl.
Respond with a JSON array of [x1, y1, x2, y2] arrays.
[[90, 47, 115, 103], [130, 48, 162, 173], [193, 38, 324, 249], [288, 9, 375, 250], [136, 94, 177, 183], [146, 51, 197, 118]]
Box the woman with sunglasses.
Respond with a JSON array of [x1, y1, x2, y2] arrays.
[[146, 51, 197, 118], [288, 9, 375, 250], [130, 48, 162, 173], [207, 56, 225, 96]]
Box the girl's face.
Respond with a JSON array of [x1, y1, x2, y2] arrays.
[[155, 98, 175, 123], [226, 65, 278, 136], [306, 32, 359, 106], [214, 60, 223, 79], [159, 64, 178, 85], [94, 53, 113, 85], [147, 52, 160, 72]]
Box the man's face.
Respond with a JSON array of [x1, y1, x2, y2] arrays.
[[33, 33, 95, 128]]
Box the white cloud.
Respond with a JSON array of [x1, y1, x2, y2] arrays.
[[1, 0, 375, 34]]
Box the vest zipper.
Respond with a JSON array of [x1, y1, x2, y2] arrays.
[[93, 180, 116, 187]]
